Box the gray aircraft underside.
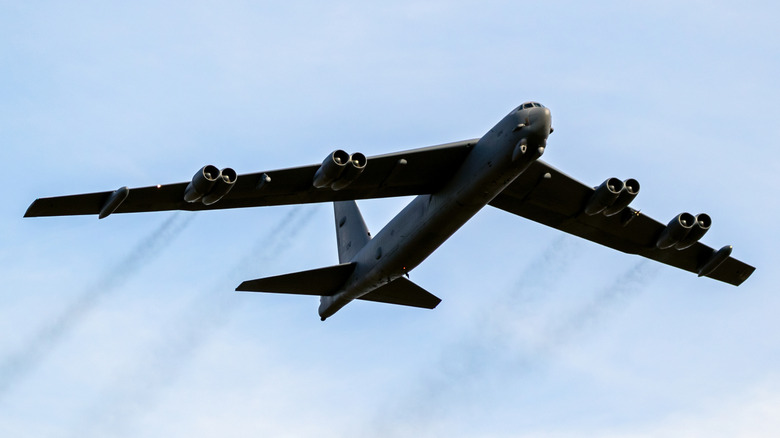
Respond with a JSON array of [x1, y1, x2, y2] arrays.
[[25, 103, 755, 320]]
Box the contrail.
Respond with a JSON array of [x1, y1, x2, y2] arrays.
[[545, 259, 660, 344], [367, 244, 661, 437], [366, 235, 585, 437], [0, 213, 194, 397], [74, 206, 320, 438], [474, 235, 583, 336]]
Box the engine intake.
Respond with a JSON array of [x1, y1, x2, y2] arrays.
[[584, 178, 623, 215], [313, 150, 350, 189], [183, 165, 238, 205], [675, 213, 711, 250], [313, 150, 367, 190], [331, 152, 367, 191], [202, 168, 237, 205], [603, 178, 640, 216], [656, 212, 696, 249], [184, 165, 221, 203]]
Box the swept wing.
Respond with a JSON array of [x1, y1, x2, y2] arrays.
[[488, 160, 754, 286], [24, 139, 477, 217]]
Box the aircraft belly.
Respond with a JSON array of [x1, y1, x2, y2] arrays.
[[320, 108, 549, 320], [353, 138, 537, 284]]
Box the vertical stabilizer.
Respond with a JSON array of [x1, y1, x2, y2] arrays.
[[334, 200, 371, 263]]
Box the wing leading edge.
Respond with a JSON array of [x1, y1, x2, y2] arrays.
[[24, 139, 478, 218], [488, 160, 754, 286]]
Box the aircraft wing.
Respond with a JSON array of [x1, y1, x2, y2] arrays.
[[488, 160, 755, 286], [24, 139, 478, 218]]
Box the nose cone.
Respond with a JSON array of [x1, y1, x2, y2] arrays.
[[527, 106, 552, 139]]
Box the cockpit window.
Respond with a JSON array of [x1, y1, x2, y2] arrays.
[[521, 102, 544, 109]]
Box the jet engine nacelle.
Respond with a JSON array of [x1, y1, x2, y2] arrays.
[[331, 152, 367, 191], [313, 150, 366, 190], [584, 178, 623, 215], [184, 165, 221, 203], [183, 165, 237, 205], [313, 150, 350, 189], [656, 212, 697, 249], [603, 178, 640, 216], [675, 213, 711, 250], [202, 167, 237, 205]]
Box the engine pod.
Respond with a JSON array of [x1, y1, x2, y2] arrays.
[[184, 165, 220, 203], [656, 212, 695, 249], [603, 178, 640, 216], [202, 168, 237, 205], [331, 153, 367, 191], [675, 213, 711, 250], [313, 150, 350, 189], [584, 178, 623, 216]]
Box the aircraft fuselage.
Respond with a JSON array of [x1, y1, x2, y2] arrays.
[[318, 104, 552, 320]]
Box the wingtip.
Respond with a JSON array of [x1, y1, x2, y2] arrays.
[[735, 264, 757, 286], [23, 200, 40, 218]]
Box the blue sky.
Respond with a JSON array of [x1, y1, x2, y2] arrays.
[[2, 1, 779, 437]]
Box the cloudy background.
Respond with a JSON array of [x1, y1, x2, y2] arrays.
[[2, 1, 778, 436]]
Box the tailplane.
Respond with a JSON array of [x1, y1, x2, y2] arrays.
[[237, 201, 371, 296], [236, 263, 441, 310], [236, 263, 356, 295], [237, 201, 441, 319], [359, 277, 441, 309]]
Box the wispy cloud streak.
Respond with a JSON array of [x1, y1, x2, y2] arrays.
[[369, 241, 661, 437], [75, 206, 320, 438], [545, 259, 660, 344], [0, 213, 194, 397], [366, 236, 582, 436]]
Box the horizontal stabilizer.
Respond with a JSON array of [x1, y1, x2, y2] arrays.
[[358, 277, 441, 309], [236, 263, 356, 296]]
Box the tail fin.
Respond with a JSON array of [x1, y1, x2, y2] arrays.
[[238, 201, 441, 318], [334, 200, 371, 263], [238, 201, 369, 296]]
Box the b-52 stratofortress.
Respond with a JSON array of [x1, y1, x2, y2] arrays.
[[25, 103, 755, 320]]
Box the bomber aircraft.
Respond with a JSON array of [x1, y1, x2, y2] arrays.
[[25, 103, 755, 320]]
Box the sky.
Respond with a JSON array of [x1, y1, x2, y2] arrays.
[[1, 1, 779, 437]]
